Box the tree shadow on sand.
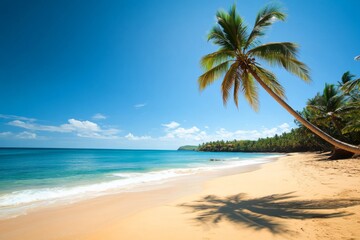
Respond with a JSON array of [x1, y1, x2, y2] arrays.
[[179, 192, 360, 234]]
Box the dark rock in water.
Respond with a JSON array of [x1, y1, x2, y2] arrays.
[[209, 158, 224, 161]]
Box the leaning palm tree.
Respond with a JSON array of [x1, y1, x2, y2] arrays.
[[198, 4, 360, 154]]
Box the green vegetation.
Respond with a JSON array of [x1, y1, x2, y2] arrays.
[[198, 129, 329, 153], [178, 145, 198, 151], [199, 72, 360, 155], [198, 4, 360, 154]]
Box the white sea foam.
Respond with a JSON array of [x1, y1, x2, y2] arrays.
[[0, 155, 280, 219]]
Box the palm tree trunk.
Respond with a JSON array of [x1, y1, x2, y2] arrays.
[[249, 69, 360, 154]]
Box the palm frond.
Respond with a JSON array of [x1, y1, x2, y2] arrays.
[[335, 104, 360, 115], [216, 10, 239, 50], [200, 50, 234, 70], [341, 71, 355, 84], [248, 42, 298, 59], [245, 4, 286, 49], [198, 61, 230, 90], [306, 104, 326, 113], [221, 62, 240, 105], [215, 5, 247, 50], [280, 58, 310, 82], [322, 84, 339, 101], [342, 119, 360, 134], [312, 115, 331, 122], [306, 93, 322, 106], [341, 77, 360, 93], [252, 65, 286, 99], [208, 26, 236, 51], [248, 42, 310, 82], [241, 70, 259, 111]]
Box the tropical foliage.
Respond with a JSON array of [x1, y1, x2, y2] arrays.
[[303, 73, 360, 144], [198, 4, 309, 109], [198, 128, 329, 153], [198, 72, 360, 153], [198, 4, 360, 154]]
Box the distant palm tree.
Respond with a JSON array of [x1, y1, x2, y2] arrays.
[[339, 72, 360, 95], [198, 4, 360, 154], [338, 71, 355, 88], [338, 72, 360, 135], [306, 84, 353, 138]]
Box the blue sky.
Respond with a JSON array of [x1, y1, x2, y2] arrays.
[[0, 0, 359, 149]]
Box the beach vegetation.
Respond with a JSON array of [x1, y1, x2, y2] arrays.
[[198, 4, 360, 155], [198, 72, 360, 156]]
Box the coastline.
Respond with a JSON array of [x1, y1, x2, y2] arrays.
[[0, 152, 359, 239], [0, 151, 279, 220]]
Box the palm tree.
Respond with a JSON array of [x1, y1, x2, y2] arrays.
[[340, 72, 360, 95], [198, 4, 360, 154], [306, 84, 353, 138], [336, 72, 360, 137], [338, 71, 355, 88]]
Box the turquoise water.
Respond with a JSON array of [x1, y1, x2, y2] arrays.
[[0, 148, 281, 219]]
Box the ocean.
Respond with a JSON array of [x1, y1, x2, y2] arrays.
[[0, 148, 281, 219]]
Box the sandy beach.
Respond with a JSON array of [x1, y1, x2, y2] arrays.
[[0, 152, 359, 240], [2, 1, 359, 239]]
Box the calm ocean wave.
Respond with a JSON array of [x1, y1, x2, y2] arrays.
[[0, 148, 282, 219]]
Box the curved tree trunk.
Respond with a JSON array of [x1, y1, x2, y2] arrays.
[[249, 69, 360, 154], [329, 148, 355, 160]]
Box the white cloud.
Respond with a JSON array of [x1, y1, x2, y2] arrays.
[[16, 131, 37, 139], [3, 114, 293, 147], [92, 113, 107, 120], [0, 114, 36, 122], [160, 121, 208, 141], [0, 132, 12, 137], [214, 128, 260, 140], [0, 131, 40, 140], [157, 122, 293, 144], [9, 120, 68, 132], [278, 123, 290, 131], [134, 103, 147, 109], [162, 121, 180, 129], [8, 118, 119, 139], [163, 126, 201, 139], [212, 123, 292, 141], [125, 133, 152, 141], [62, 119, 100, 132]]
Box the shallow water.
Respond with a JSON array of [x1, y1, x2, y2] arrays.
[[0, 148, 282, 218]]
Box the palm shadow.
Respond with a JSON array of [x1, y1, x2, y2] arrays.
[[179, 192, 360, 234]]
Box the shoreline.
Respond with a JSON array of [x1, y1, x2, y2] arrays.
[[1, 152, 359, 239], [0, 153, 280, 220]]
